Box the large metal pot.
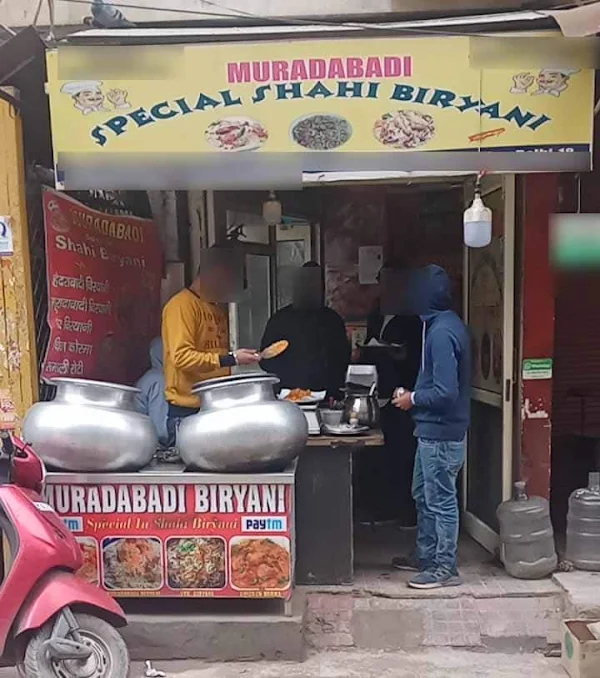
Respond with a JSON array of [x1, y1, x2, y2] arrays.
[[178, 373, 308, 472], [22, 378, 157, 472]]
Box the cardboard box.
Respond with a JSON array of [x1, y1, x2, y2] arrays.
[[562, 620, 600, 678]]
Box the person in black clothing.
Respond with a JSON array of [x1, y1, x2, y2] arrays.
[[259, 262, 350, 398], [358, 263, 423, 526]]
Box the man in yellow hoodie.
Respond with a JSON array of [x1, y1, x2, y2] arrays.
[[162, 261, 259, 445]]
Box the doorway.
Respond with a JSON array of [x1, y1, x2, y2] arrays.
[[213, 180, 516, 554], [222, 206, 316, 360], [462, 175, 516, 552]]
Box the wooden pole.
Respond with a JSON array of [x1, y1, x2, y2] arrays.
[[0, 87, 38, 432]]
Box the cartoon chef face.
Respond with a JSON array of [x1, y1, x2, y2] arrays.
[[60, 80, 108, 115], [533, 69, 579, 97]]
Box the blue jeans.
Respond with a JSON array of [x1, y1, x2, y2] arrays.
[[166, 404, 199, 447], [412, 437, 466, 574]]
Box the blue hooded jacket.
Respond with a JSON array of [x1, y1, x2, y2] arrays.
[[135, 337, 169, 447], [411, 265, 471, 441]]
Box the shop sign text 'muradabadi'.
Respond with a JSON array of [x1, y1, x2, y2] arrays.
[[46, 37, 594, 157]]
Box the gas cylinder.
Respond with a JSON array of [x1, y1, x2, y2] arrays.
[[496, 481, 557, 579], [566, 472, 600, 571]]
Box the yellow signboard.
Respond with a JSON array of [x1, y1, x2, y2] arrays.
[[46, 37, 593, 158]]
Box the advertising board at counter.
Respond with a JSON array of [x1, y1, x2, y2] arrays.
[[46, 37, 594, 161], [43, 479, 294, 599], [41, 189, 162, 384]]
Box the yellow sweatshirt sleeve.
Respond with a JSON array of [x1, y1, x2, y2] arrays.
[[162, 294, 222, 376]]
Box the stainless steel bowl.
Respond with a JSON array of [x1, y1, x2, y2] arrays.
[[22, 378, 158, 472], [177, 373, 308, 472], [319, 409, 345, 428]]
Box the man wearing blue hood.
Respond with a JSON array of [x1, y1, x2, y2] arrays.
[[135, 337, 169, 448], [392, 265, 471, 589]]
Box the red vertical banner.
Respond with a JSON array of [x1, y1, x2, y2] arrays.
[[41, 190, 163, 384]]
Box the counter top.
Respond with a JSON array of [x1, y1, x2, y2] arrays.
[[46, 459, 298, 484], [44, 432, 384, 484], [305, 430, 384, 447]]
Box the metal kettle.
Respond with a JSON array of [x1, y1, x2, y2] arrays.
[[343, 382, 380, 428]]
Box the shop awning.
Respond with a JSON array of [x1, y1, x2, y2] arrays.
[[47, 21, 595, 189], [62, 9, 552, 45]]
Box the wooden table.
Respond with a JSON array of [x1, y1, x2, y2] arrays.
[[295, 430, 384, 586], [305, 431, 385, 447]]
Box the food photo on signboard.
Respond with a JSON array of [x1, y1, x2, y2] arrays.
[[43, 480, 295, 599]]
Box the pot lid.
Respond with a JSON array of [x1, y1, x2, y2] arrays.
[[51, 377, 140, 393], [191, 372, 279, 394]]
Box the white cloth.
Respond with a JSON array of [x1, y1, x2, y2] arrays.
[[545, 4, 600, 37]]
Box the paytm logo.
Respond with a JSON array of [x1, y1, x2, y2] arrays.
[[241, 516, 287, 533], [62, 516, 83, 533]]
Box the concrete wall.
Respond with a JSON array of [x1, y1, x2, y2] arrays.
[[2, 0, 539, 28]]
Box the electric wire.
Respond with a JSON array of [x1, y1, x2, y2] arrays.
[[54, 0, 570, 39]]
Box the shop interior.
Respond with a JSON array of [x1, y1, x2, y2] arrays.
[[193, 180, 480, 576], [205, 179, 510, 581], [27, 176, 508, 587]]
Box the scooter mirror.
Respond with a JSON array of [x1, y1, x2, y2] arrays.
[[0, 432, 14, 455], [0, 432, 13, 484]]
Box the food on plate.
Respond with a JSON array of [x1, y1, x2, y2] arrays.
[[374, 110, 435, 149], [231, 538, 291, 590], [262, 340, 289, 360], [291, 114, 351, 150], [76, 537, 99, 586], [285, 388, 312, 402], [205, 117, 268, 151], [102, 537, 162, 590], [167, 537, 226, 590]]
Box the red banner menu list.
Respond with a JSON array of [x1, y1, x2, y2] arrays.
[[41, 189, 163, 385]]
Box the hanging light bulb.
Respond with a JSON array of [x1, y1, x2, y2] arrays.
[[463, 178, 492, 248], [262, 190, 282, 226]]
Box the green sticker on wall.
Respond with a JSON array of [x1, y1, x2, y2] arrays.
[[522, 358, 553, 381]]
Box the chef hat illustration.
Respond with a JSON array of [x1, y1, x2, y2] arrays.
[[60, 80, 103, 96], [539, 68, 580, 76]]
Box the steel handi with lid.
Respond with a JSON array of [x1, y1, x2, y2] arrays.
[[496, 480, 557, 579], [177, 373, 308, 473], [566, 471, 600, 571], [22, 377, 158, 472]]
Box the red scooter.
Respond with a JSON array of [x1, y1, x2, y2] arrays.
[[0, 431, 130, 677]]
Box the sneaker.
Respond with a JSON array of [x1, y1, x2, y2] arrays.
[[408, 569, 462, 590], [391, 554, 420, 572]]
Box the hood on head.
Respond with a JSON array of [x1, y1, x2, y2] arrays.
[[149, 336, 163, 369], [414, 265, 452, 317]]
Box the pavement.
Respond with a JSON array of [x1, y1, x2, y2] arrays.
[[0, 650, 565, 677]]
